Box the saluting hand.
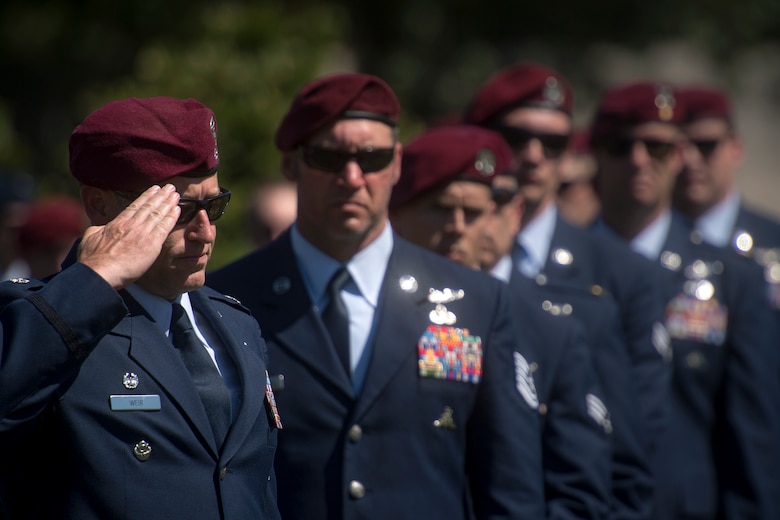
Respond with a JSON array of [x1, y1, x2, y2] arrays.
[[78, 184, 181, 290]]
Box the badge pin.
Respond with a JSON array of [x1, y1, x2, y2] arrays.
[[427, 287, 465, 304], [660, 251, 682, 271], [399, 275, 418, 293], [551, 248, 573, 266], [9, 278, 29, 284], [433, 406, 457, 429], [123, 372, 139, 390], [733, 231, 754, 254], [133, 440, 152, 461], [429, 304, 456, 325]]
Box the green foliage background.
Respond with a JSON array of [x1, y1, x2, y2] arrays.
[[1, 0, 778, 268]]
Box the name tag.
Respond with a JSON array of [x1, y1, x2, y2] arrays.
[[110, 394, 162, 411]]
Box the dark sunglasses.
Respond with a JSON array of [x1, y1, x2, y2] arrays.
[[491, 187, 518, 206], [688, 138, 727, 159], [299, 145, 395, 173], [601, 137, 677, 160], [492, 125, 570, 159], [115, 187, 231, 225]]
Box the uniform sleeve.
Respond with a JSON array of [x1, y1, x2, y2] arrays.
[[539, 318, 613, 520], [716, 260, 780, 519], [466, 283, 546, 519], [0, 263, 128, 431]]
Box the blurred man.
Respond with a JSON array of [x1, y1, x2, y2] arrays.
[[17, 195, 87, 279], [0, 97, 281, 520], [481, 169, 654, 520], [557, 129, 600, 227], [464, 62, 671, 464], [590, 81, 780, 519], [247, 179, 297, 248], [391, 123, 613, 519], [0, 171, 35, 280], [673, 85, 780, 308], [209, 73, 545, 520]]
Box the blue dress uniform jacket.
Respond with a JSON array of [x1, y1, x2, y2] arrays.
[[514, 216, 671, 459], [208, 232, 546, 520], [0, 263, 281, 520], [507, 277, 612, 520], [519, 278, 656, 520], [652, 212, 780, 519]]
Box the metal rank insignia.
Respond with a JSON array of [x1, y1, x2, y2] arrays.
[[264, 370, 283, 429], [123, 372, 139, 390], [427, 287, 464, 325], [418, 325, 483, 384]]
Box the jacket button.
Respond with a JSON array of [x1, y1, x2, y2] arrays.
[[219, 467, 228, 480], [348, 480, 365, 499], [348, 424, 363, 443], [133, 440, 152, 461]]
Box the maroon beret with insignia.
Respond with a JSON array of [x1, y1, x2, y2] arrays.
[[18, 196, 87, 251], [676, 86, 733, 124], [590, 82, 683, 144], [464, 62, 574, 125], [390, 125, 513, 210], [275, 73, 401, 152], [69, 97, 220, 192]]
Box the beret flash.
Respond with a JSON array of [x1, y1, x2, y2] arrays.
[[590, 82, 684, 145], [464, 62, 574, 126]]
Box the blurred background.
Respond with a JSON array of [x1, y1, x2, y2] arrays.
[[1, 0, 779, 269]]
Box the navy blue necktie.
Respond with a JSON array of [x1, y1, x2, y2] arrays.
[[322, 268, 352, 376], [170, 303, 232, 445]]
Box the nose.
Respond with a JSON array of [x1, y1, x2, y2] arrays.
[[445, 207, 466, 235], [340, 160, 367, 188], [185, 208, 216, 242]]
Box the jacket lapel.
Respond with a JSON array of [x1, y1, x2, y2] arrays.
[[188, 290, 267, 462], [353, 239, 434, 418], [118, 292, 220, 457], [255, 235, 354, 399]]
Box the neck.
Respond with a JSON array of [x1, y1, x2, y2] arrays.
[[601, 204, 666, 241], [521, 199, 554, 229]]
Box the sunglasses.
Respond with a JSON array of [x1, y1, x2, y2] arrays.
[[492, 125, 570, 159], [115, 187, 231, 225], [601, 137, 677, 160], [688, 137, 727, 159], [299, 145, 395, 173], [491, 187, 518, 206]]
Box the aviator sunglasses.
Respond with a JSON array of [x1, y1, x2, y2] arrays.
[[601, 136, 677, 160], [115, 187, 231, 225], [491, 125, 571, 160], [299, 145, 395, 173]]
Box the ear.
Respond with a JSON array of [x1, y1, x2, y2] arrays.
[[79, 185, 115, 226], [390, 143, 403, 186], [281, 152, 297, 181]]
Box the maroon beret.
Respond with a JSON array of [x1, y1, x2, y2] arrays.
[[677, 86, 733, 124], [391, 125, 513, 209], [69, 97, 219, 191], [19, 196, 87, 251], [275, 73, 401, 152], [590, 82, 683, 144], [464, 63, 573, 126]]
